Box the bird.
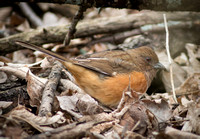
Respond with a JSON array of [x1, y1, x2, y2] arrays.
[[16, 41, 165, 107]]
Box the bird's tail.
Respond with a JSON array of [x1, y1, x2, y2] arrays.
[[15, 41, 69, 62]]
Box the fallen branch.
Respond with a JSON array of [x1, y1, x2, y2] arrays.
[[1, 11, 199, 55], [39, 61, 63, 116]]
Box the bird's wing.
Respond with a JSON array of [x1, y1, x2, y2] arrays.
[[73, 50, 140, 76]]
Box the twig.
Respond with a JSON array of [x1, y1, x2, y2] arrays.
[[131, 120, 141, 132], [163, 14, 178, 104], [18, 2, 43, 27], [32, 121, 95, 139], [63, 108, 82, 119], [39, 61, 63, 116], [63, 6, 87, 46], [60, 79, 83, 94]]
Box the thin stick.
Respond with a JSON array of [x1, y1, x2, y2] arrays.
[[63, 6, 87, 46], [163, 14, 178, 103]]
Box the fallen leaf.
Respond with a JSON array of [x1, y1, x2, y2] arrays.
[[26, 70, 47, 107], [9, 105, 65, 132], [175, 73, 200, 96], [0, 71, 7, 83], [120, 101, 159, 135], [142, 99, 172, 123], [182, 103, 200, 134]]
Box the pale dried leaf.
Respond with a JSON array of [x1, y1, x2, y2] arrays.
[[182, 103, 200, 134], [0, 101, 13, 114], [76, 98, 104, 115], [0, 71, 7, 83], [40, 57, 54, 68], [0, 101, 13, 109], [9, 106, 65, 132], [16, 19, 31, 32], [13, 49, 35, 64], [179, 96, 193, 107], [185, 43, 200, 73], [161, 62, 187, 92], [26, 70, 47, 107], [119, 101, 159, 134], [0, 66, 29, 79], [175, 73, 200, 96], [142, 99, 172, 123], [57, 92, 101, 116], [157, 51, 187, 92], [57, 95, 78, 112], [174, 52, 189, 66], [0, 65, 47, 83], [7, 60, 43, 68]]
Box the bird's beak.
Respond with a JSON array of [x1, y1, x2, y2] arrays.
[[154, 62, 166, 70]]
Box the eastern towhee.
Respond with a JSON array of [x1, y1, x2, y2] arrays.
[[16, 41, 165, 107]]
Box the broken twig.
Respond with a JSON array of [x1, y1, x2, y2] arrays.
[[39, 61, 63, 116]]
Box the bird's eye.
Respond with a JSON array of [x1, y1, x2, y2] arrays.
[[145, 57, 151, 62]]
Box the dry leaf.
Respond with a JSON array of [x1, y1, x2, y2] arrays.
[[26, 70, 46, 107], [0, 71, 7, 83], [161, 63, 187, 92], [57, 95, 78, 112], [142, 99, 172, 123], [174, 52, 188, 66], [0, 101, 13, 115], [157, 51, 187, 92], [0, 66, 29, 80], [76, 98, 104, 115], [182, 103, 200, 134], [175, 73, 200, 96], [185, 43, 200, 73], [0, 101, 13, 109], [9, 105, 65, 132], [16, 19, 31, 32], [13, 49, 35, 64], [120, 101, 159, 135]]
